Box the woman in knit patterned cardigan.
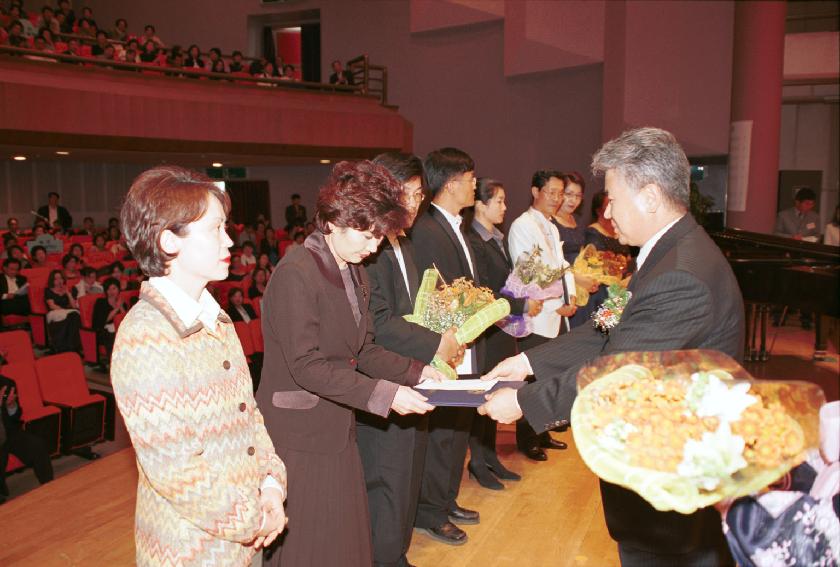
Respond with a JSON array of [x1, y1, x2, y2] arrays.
[[111, 166, 287, 566]]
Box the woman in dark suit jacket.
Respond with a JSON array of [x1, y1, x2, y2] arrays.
[[256, 161, 442, 567], [225, 288, 256, 322], [466, 179, 543, 488]]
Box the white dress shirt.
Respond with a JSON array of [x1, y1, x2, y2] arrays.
[[635, 216, 683, 272], [390, 238, 411, 298]]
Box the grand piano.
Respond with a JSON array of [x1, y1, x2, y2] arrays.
[[712, 229, 840, 362]]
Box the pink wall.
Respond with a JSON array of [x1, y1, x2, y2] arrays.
[[276, 30, 302, 68]]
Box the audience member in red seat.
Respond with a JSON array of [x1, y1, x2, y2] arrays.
[[76, 16, 96, 38], [110, 17, 129, 42], [31, 223, 47, 238], [228, 50, 245, 73], [184, 44, 204, 69], [0, 258, 30, 317], [91, 232, 108, 253], [139, 40, 158, 63], [280, 64, 297, 81], [5, 217, 24, 237], [238, 223, 257, 246], [57, 0, 74, 33], [260, 230, 280, 265], [74, 267, 103, 298], [79, 6, 97, 31], [29, 245, 49, 269], [0, 379, 54, 504], [210, 58, 226, 76], [69, 243, 84, 261], [96, 43, 116, 63], [36, 5, 56, 30], [92, 277, 125, 364], [122, 44, 139, 64], [8, 5, 36, 37], [142, 23, 164, 48], [240, 241, 257, 266], [5, 246, 30, 269], [108, 262, 132, 291], [64, 36, 82, 57], [4, 20, 26, 47], [225, 288, 256, 323], [77, 216, 96, 237], [37, 28, 56, 51], [254, 61, 278, 86], [257, 253, 274, 276], [207, 47, 222, 70], [248, 268, 269, 300], [248, 56, 266, 75], [329, 59, 355, 86], [62, 253, 80, 280], [44, 269, 82, 353], [225, 255, 247, 281], [91, 30, 109, 56], [108, 227, 125, 255]]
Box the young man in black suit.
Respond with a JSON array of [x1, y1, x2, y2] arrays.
[[360, 152, 462, 566], [410, 147, 483, 546], [481, 127, 744, 566], [0, 259, 30, 317], [36, 192, 73, 231]]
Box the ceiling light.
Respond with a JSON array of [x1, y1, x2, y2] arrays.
[[12, 155, 26, 161], [319, 159, 331, 164], [55, 151, 70, 156], [211, 162, 223, 168]]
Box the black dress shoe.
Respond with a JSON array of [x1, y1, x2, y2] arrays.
[[468, 461, 504, 490], [540, 436, 568, 450], [551, 419, 570, 432], [486, 460, 521, 481], [521, 445, 547, 461], [416, 521, 467, 545], [448, 504, 480, 525]]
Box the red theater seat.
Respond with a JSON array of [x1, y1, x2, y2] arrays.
[[249, 319, 263, 353], [1, 362, 62, 457], [0, 330, 35, 365], [234, 321, 255, 359], [34, 353, 105, 453], [26, 283, 48, 348], [78, 293, 104, 364]]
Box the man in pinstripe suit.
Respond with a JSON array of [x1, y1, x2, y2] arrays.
[[480, 127, 743, 566]]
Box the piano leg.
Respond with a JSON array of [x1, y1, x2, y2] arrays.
[[747, 303, 758, 361], [814, 314, 827, 361], [759, 305, 769, 361]]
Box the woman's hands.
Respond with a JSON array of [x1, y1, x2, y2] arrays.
[[390, 385, 434, 415], [435, 327, 465, 368]]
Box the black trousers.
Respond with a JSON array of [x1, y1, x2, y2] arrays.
[[515, 333, 555, 448], [0, 296, 30, 317], [415, 406, 473, 528], [357, 413, 428, 567], [0, 430, 54, 493]]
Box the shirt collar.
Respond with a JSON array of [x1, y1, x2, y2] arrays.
[[636, 215, 683, 271], [149, 276, 221, 332], [471, 218, 504, 244], [432, 203, 462, 229]]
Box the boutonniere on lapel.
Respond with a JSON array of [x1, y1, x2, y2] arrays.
[[592, 284, 632, 334]]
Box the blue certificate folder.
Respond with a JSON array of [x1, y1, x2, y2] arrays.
[[415, 375, 527, 407]]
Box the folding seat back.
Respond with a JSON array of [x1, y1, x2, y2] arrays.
[[249, 319, 264, 353], [234, 321, 255, 357], [20, 267, 50, 286], [27, 283, 48, 314], [0, 330, 35, 365], [1, 362, 62, 456], [78, 293, 103, 329]]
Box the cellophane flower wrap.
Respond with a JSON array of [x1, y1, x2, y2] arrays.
[[570, 350, 823, 514], [498, 245, 567, 337], [404, 268, 510, 380], [571, 244, 630, 306]]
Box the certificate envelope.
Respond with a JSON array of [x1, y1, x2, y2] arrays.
[[415, 375, 527, 407]]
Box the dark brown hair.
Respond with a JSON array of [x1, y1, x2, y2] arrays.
[[315, 161, 409, 238], [120, 166, 230, 277]]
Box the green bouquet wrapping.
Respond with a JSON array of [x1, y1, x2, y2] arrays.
[[404, 268, 510, 380], [571, 350, 824, 514]]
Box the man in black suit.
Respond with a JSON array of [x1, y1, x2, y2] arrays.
[[1, 378, 54, 503], [36, 192, 73, 231], [0, 259, 30, 317], [481, 127, 743, 566], [284, 194, 307, 231], [410, 147, 483, 545], [329, 59, 355, 86], [360, 153, 462, 567]]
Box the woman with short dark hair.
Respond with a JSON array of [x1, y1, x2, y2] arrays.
[[44, 269, 81, 353], [92, 277, 125, 365], [111, 165, 287, 566], [256, 160, 443, 566]]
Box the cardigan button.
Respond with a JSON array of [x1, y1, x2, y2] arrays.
[[247, 446, 255, 456], [223, 360, 231, 370], [239, 402, 247, 412]]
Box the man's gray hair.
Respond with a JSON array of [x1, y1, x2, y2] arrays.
[[591, 127, 690, 210]]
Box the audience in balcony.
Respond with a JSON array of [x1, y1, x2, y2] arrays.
[[329, 59, 354, 86], [44, 269, 82, 354], [36, 192, 73, 232], [4, 20, 25, 47], [210, 58, 226, 75], [76, 15, 96, 39], [57, 0, 74, 32], [0, 378, 54, 505], [139, 40, 158, 63], [229, 50, 245, 73], [0, 258, 30, 317], [8, 5, 36, 37], [184, 44, 204, 69], [91, 30, 109, 56], [92, 277, 125, 363], [79, 6, 97, 31], [142, 23, 164, 48], [73, 267, 103, 298], [226, 288, 257, 323], [110, 18, 129, 42]]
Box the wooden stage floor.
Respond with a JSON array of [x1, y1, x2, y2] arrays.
[[0, 429, 619, 566]]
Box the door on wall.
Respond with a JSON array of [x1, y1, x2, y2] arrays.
[[225, 180, 270, 227]]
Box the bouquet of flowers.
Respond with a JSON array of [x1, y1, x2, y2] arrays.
[[571, 244, 630, 306], [571, 350, 823, 514], [404, 268, 510, 380], [591, 284, 632, 333], [498, 245, 568, 337]]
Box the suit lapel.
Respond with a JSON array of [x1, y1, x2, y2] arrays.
[[399, 236, 420, 302], [630, 215, 696, 291], [428, 206, 476, 279]]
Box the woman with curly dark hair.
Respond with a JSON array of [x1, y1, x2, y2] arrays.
[[256, 160, 444, 566]]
